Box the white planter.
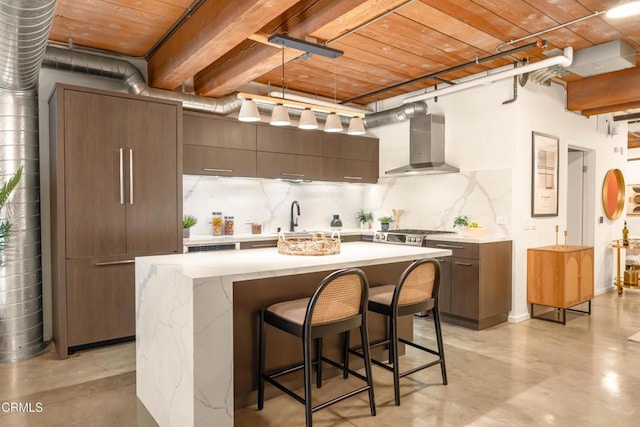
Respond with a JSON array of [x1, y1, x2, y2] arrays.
[[460, 227, 486, 238]]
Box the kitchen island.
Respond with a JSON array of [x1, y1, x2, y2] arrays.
[[135, 242, 450, 427]]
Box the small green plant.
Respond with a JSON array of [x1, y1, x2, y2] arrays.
[[182, 214, 198, 229], [0, 167, 23, 243], [453, 215, 469, 228], [357, 209, 374, 224], [378, 216, 394, 224]]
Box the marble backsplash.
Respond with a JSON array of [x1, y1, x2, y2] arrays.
[[183, 176, 368, 236], [365, 169, 512, 236], [183, 169, 512, 237]]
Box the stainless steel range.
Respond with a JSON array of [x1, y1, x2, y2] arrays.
[[373, 229, 456, 246]]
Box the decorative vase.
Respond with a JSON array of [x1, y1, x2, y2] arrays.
[[330, 214, 342, 229], [381, 223, 390, 231], [183, 228, 190, 239]]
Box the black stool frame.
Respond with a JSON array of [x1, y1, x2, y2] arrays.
[[349, 258, 447, 406], [258, 268, 376, 427]]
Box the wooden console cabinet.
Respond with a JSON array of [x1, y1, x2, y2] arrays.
[[49, 84, 183, 358], [527, 245, 594, 324]]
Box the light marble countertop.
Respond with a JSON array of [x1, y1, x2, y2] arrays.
[[183, 228, 373, 246], [424, 234, 512, 244], [138, 241, 451, 281]]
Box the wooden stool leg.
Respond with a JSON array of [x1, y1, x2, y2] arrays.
[[390, 314, 400, 406], [316, 338, 323, 388], [258, 309, 266, 410], [343, 330, 350, 379], [303, 336, 313, 427], [360, 322, 376, 416], [433, 307, 448, 385]]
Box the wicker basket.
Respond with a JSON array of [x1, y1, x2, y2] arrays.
[[277, 233, 340, 256]]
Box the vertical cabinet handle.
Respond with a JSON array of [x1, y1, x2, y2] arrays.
[[119, 148, 124, 205], [129, 149, 134, 205]]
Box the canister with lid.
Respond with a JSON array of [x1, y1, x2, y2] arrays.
[[224, 216, 234, 235], [212, 212, 223, 236]]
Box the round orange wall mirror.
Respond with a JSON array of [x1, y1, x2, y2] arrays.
[[602, 168, 625, 220]]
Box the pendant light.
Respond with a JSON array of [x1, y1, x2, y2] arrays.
[[324, 59, 343, 133], [347, 117, 366, 135], [238, 98, 261, 122], [606, 0, 640, 18], [270, 45, 290, 126], [298, 108, 318, 129], [324, 113, 343, 132]]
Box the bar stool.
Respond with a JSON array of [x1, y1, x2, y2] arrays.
[[257, 268, 376, 427], [351, 258, 447, 406]]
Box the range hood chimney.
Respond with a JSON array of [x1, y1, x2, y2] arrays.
[[385, 114, 459, 175]]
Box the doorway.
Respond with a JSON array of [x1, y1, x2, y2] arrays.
[[567, 147, 595, 246]]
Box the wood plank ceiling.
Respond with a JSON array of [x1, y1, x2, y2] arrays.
[[49, 0, 640, 115]]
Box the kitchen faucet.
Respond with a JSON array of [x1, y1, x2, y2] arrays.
[[290, 201, 300, 232]]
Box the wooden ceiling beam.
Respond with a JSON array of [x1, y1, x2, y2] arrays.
[[147, 0, 302, 90], [194, 0, 404, 97], [567, 66, 640, 115]]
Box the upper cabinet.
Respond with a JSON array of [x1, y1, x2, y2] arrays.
[[323, 133, 379, 183], [183, 111, 257, 177], [182, 112, 379, 183]]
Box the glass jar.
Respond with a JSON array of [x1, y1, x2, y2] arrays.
[[224, 216, 234, 235], [212, 212, 223, 236]]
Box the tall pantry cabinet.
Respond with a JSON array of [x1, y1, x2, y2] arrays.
[[49, 84, 182, 358]]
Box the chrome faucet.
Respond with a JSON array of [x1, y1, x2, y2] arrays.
[[290, 200, 301, 232]]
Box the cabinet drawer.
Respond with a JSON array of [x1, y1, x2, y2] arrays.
[[425, 240, 479, 259], [324, 133, 378, 161], [323, 158, 378, 183], [257, 151, 323, 180], [239, 240, 278, 249], [257, 125, 323, 156], [66, 257, 135, 347], [183, 112, 256, 150], [184, 144, 256, 177]]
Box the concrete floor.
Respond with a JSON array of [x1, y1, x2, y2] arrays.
[[2, 291, 640, 426]]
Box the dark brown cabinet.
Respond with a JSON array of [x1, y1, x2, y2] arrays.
[[49, 83, 182, 358], [323, 133, 379, 183], [180, 112, 379, 183], [426, 239, 512, 330], [183, 111, 256, 177]]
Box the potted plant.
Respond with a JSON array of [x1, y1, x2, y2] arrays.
[[377, 215, 394, 231], [182, 214, 198, 239], [357, 209, 374, 229], [0, 166, 23, 247]]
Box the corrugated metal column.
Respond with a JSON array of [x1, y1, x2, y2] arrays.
[[0, 0, 56, 362]]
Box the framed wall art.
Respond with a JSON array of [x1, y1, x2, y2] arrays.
[[531, 131, 559, 217], [626, 184, 640, 216]]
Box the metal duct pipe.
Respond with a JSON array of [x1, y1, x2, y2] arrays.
[[362, 101, 428, 129], [42, 46, 242, 115], [0, 0, 56, 363]]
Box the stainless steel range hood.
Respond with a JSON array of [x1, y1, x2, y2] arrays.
[[385, 114, 459, 175]]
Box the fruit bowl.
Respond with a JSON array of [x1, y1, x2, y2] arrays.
[[460, 226, 486, 238]]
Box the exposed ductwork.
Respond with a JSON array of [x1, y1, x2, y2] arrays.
[[42, 46, 242, 115], [363, 101, 428, 129], [403, 47, 574, 104], [0, 0, 56, 362]]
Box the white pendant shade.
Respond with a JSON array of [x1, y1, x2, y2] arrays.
[[238, 99, 261, 122], [270, 104, 291, 126], [324, 113, 343, 133], [298, 108, 318, 130], [347, 117, 366, 135], [606, 0, 640, 18]]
